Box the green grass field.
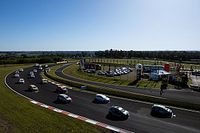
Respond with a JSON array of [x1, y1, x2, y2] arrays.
[[87, 58, 164, 65], [86, 58, 200, 69], [0, 64, 109, 133], [135, 80, 175, 89], [62, 64, 176, 89], [77, 58, 199, 89], [63, 64, 134, 86]]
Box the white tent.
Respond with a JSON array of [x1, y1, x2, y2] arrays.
[[150, 70, 170, 81]]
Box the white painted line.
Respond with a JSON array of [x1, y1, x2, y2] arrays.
[[57, 71, 200, 114], [56, 84, 60, 86], [68, 87, 73, 90], [53, 108, 63, 113], [5, 67, 132, 133], [111, 93, 200, 113], [30, 100, 38, 104], [85, 119, 98, 125], [5, 72, 33, 101], [40, 104, 49, 108], [58, 65, 200, 113], [68, 113, 78, 118], [74, 87, 200, 114], [106, 126, 120, 132]]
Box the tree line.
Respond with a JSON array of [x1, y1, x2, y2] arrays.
[[0, 51, 94, 64], [1, 50, 200, 64], [0, 54, 61, 64], [95, 50, 200, 63]]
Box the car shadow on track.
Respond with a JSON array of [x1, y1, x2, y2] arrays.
[[91, 100, 110, 104], [53, 90, 58, 93], [105, 114, 128, 121], [53, 100, 60, 104], [24, 89, 39, 93], [24, 89, 31, 92], [53, 100, 71, 104]]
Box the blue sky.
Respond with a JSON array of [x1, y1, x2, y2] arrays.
[[0, 0, 199, 51]]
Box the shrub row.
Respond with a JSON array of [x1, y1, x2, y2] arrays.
[[45, 71, 200, 111]]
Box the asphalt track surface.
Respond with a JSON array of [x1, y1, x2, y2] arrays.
[[6, 67, 200, 133], [56, 64, 200, 104]]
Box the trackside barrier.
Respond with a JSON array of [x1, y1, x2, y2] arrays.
[[44, 71, 200, 111]]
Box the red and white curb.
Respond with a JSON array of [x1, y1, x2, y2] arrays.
[[5, 73, 133, 133], [45, 80, 133, 132], [48, 80, 72, 89], [30, 100, 133, 133]]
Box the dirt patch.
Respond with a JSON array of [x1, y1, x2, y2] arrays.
[[0, 116, 11, 133]]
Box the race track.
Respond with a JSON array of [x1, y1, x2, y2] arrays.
[[5, 66, 200, 133]]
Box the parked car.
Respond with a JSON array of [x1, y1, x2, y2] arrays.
[[41, 79, 48, 84], [35, 63, 39, 67], [44, 64, 48, 68], [97, 71, 105, 75], [33, 69, 37, 73], [29, 74, 35, 78], [28, 85, 39, 92], [15, 70, 19, 74], [94, 94, 110, 103], [106, 71, 114, 77], [108, 106, 129, 119], [113, 72, 119, 76], [115, 69, 122, 75], [151, 104, 175, 118], [29, 71, 34, 75], [38, 66, 43, 70], [119, 70, 124, 75], [19, 68, 24, 72], [85, 69, 96, 73], [128, 67, 133, 72], [45, 67, 51, 72], [18, 78, 25, 84], [56, 94, 72, 103], [121, 67, 129, 74], [56, 86, 68, 94], [14, 73, 20, 78], [192, 71, 200, 76]]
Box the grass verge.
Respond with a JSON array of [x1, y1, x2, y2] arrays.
[[0, 64, 109, 133], [63, 64, 174, 89], [63, 64, 133, 86], [87, 58, 200, 69], [136, 80, 175, 89]]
